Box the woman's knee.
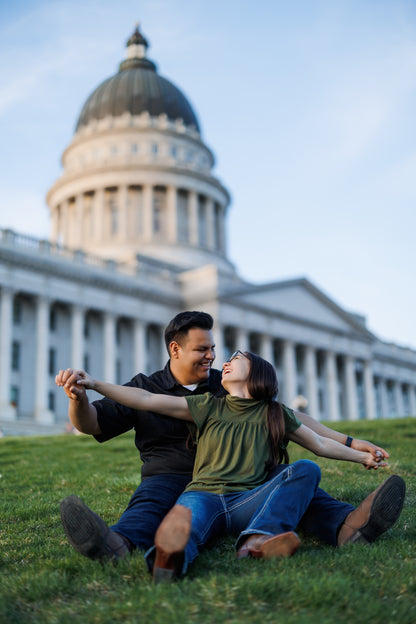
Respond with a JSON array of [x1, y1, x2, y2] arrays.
[[292, 459, 321, 485]]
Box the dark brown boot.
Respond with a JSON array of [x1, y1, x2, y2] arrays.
[[60, 495, 131, 561], [337, 475, 406, 546]]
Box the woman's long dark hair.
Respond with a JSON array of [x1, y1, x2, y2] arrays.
[[245, 351, 289, 468]]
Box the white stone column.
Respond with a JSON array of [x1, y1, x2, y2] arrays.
[[189, 190, 198, 245], [344, 355, 358, 420], [35, 296, 54, 424], [394, 381, 405, 418], [51, 205, 59, 244], [408, 384, 416, 416], [118, 185, 129, 241], [134, 319, 147, 373], [206, 197, 215, 249], [70, 305, 85, 370], [235, 327, 249, 353], [60, 199, 69, 247], [142, 184, 153, 240], [0, 288, 15, 421], [94, 188, 105, 242], [324, 350, 340, 421], [213, 323, 224, 367], [74, 194, 84, 248], [260, 334, 274, 364], [167, 186, 177, 242], [379, 378, 389, 418], [103, 312, 116, 383], [304, 345, 319, 420], [363, 360, 376, 420], [282, 340, 297, 406]]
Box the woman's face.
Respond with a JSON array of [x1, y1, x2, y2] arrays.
[[222, 351, 251, 385]]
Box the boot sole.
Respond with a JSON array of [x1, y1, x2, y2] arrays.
[[60, 495, 123, 560], [349, 475, 406, 544]]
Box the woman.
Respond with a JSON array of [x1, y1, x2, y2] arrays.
[[63, 350, 386, 582]]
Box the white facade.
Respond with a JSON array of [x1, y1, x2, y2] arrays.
[[0, 27, 415, 435]]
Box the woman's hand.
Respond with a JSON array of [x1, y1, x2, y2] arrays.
[[362, 452, 388, 470], [351, 438, 389, 462]]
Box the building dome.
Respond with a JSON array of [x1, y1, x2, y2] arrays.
[[76, 25, 200, 133], [47, 24, 234, 276]]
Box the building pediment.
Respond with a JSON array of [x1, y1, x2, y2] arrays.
[[223, 277, 374, 339]]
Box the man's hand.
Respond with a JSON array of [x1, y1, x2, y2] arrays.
[[55, 368, 89, 401]]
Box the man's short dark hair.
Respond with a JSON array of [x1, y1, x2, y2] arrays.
[[164, 311, 214, 352]]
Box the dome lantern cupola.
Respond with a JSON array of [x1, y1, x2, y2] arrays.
[[119, 23, 157, 72]]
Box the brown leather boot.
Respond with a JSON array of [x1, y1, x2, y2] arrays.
[[237, 531, 301, 559], [337, 475, 406, 546], [153, 504, 192, 584]]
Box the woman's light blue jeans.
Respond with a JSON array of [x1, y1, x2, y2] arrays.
[[145, 459, 321, 575]]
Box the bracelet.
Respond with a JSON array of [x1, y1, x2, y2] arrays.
[[345, 436, 353, 447]]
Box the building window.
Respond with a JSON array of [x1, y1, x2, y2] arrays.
[[131, 143, 139, 153], [49, 348, 56, 376], [10, 386, 19, 407], [48, 392, 55, 411], [105, 188, 118, 235], [110, 145, 118, 155], [110, 206, 118, 234], [13, 298, 22, 325], [153, 187, 166, 236], [170, 145, 178, 158], [177, 190, 189, 243], [12, 341, 20, 371], [198, 196, 207, 246], [49, 307, 57, 332], [151, 143, 158, 155]]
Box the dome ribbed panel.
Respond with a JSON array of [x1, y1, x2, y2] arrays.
[[75, 68, 200, 131]]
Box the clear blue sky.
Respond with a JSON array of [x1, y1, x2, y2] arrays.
[[1, 0, 416, 348]]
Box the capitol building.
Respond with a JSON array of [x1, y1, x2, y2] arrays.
[[1, 25, 415, 435]]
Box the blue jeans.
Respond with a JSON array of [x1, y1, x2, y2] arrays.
[[146, 459, 322, 575], [111, 465, 354, 552]]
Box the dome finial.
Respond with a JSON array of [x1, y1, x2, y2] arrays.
[[126, 23, 149, 52]]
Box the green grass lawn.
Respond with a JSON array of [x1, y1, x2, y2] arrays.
[[1, 418, 415, 624]]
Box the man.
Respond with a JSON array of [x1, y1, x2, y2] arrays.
[[57, 311, 405, 563]]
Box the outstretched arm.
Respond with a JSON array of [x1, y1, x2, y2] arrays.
[[288, 424, 388, 470], [294, 409, 389, 463], [72, 370, 193, 422]]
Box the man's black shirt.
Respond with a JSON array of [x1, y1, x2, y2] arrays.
[[93, 363, 224, 478]]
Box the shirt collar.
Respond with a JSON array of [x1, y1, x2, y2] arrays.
[[161, 361, 219, 392]]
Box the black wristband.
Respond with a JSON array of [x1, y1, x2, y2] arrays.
[[345, 436, 353, 447]]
